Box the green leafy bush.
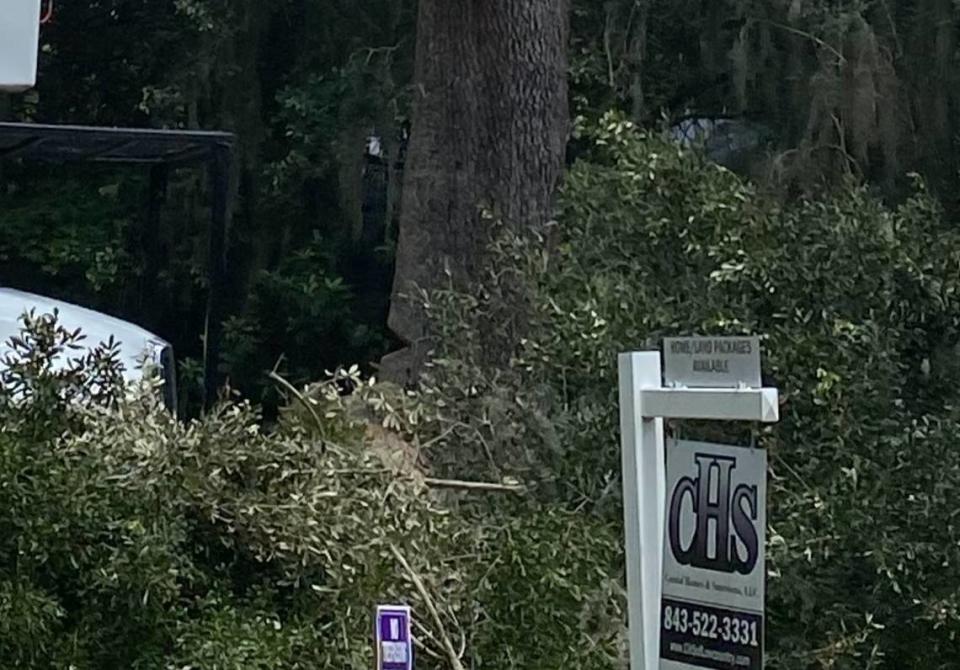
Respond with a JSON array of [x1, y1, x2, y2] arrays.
[[7, 113, 960, 669], [415, 114, 960, 667], [220, 241, 387, 406], [0, 175, 139, 305], [559, 123, 960, 668], [0, 314, 618, 669]]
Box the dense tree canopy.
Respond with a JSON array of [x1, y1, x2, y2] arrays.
[[4, 0, 960, 401]]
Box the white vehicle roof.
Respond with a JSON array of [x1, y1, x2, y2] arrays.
[[0, 288, 170, 384]]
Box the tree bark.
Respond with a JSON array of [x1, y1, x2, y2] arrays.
[[382, 0, 570, 384]]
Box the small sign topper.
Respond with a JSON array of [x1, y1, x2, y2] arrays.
[[376, 605, 413, 670], [663, 336, 761, 389]]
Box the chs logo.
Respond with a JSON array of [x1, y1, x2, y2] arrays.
[[668, 453, 759, 574]]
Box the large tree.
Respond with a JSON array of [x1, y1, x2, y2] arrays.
[[381, 0, 570, 384]]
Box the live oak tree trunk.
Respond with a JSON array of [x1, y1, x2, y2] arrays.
[[382, 0, 570, 384]]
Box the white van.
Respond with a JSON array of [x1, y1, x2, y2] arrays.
[[0, 288, 177, 413]]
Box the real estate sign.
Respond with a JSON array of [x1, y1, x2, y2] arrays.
[[660, 439, 766, 670]]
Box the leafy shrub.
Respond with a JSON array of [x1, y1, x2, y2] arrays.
[[220, 241, 387, 406], [0, 314, 444, 668], [414, 114, 960, 667], [467, 505, 625, 668], [7, 113, 960, 669], [0, 310, 126, 437], [0, 314, 618, 669], [0, 174, 139, 306]]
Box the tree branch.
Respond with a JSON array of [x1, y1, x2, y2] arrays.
[[424, 477, 525, 494], [269, 370, 327, 443], [765, 20, 846, 65], [390, 544, 466, 670]]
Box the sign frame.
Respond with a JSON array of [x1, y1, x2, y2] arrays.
[[618, 350, 778, 670]]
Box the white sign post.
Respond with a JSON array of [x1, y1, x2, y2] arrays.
[[618, 344, 778, 670]]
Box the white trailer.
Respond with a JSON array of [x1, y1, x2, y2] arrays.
[[0, 288, 178, 412]]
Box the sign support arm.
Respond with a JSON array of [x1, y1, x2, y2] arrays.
[[640, 387, 779, 423]]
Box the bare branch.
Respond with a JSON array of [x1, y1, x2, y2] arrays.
[[765, 20, 846, 65], [268, 371, 327, 441], [424, 477, 525, 494], [390, 544, 466, 670]]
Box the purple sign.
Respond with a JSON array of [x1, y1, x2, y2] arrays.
[[376, 605, 413, 670]]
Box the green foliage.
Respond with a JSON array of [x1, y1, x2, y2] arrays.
[[8, 113, 960, 668], [7, 1, 960, 663], [0, 175, 139, 304], [0, 313, 621, 668], [220, 241, 388, 403], [569, 0, 960, 195], [417, 115, 960, 667], [270, 44, 407, 193], [554, 121, 960, 667], [0, 310, 126, 436], [5, 1, 411, 404], [0, 317, 431, 667], [469, 506, 625, 668]]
